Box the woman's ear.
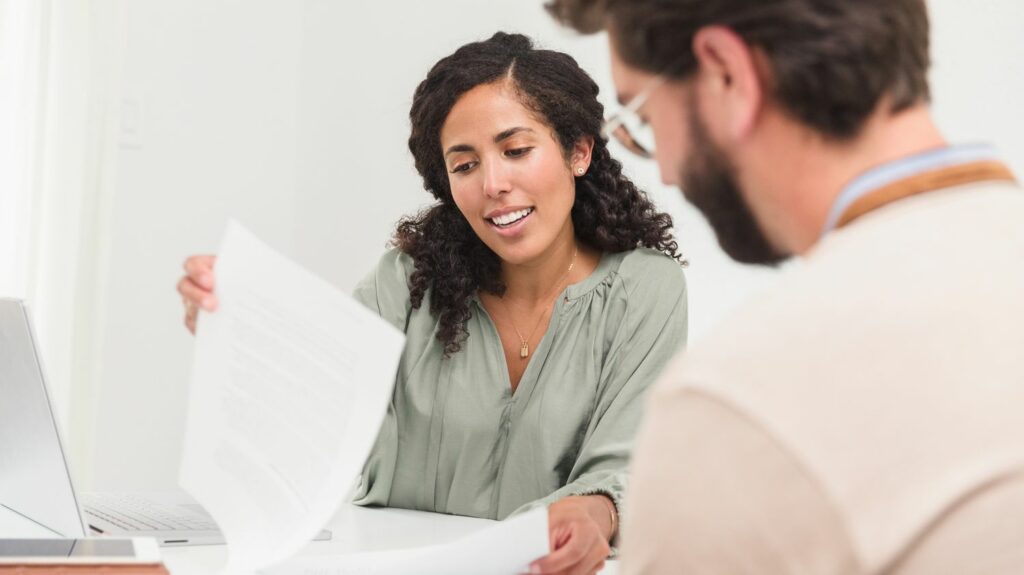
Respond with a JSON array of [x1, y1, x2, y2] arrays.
[[571, 135, 595, 173]]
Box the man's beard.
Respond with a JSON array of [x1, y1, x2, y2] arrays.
[[680, 104, 789, 266]]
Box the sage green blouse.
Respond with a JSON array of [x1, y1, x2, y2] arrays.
[[350, 247, 687, 523]]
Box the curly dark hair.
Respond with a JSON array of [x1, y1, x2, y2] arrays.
[[396, 32, 683, 356]]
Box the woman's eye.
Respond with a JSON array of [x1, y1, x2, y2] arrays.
[[451, 161, 476, 174], [506, 147, 533, 158]]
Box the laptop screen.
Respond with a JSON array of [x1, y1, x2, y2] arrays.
[[0, 298, 87, 537]]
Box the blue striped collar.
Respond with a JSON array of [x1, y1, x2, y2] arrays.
[[821, 143, 1000, 237]]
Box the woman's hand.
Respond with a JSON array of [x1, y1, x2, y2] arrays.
[[529, 495, 615, 575], [177, 255, 218, 334]]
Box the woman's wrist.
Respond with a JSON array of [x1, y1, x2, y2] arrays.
[[573, 494, 617, 542], [597, 494, 617, 541]]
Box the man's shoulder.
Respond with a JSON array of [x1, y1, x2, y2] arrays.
[[630, 162, 1024, 575]]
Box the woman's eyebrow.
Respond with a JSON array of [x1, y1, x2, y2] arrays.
[[494, 126, 534, 143], [444, 144, 474, 157], [445, 127, 535, 158]]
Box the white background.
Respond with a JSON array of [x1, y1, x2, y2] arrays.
[[48, 0, 1024, 490]]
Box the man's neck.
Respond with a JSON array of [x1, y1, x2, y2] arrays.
[[756, 102, 947, 255]]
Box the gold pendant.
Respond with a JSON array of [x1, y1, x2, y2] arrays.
[[520, 342, 529, 358]]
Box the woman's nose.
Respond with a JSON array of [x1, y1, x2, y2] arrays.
[[482, 161, 511, 199]]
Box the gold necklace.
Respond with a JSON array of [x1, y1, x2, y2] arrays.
[[498, 246, 578, 359]]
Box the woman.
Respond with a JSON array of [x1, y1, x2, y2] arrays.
[[178, 32, 686, 575]]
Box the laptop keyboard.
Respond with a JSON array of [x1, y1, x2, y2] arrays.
[[82, 493, 217, 532]]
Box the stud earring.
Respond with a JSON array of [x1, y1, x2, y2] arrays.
[[576, 167, 585, 175]]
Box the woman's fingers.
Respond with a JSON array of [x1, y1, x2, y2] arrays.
[[184, 305, 197, 335], [183, 255, 217, 290], [178, 255, 219, 335], [180, 255, 218, 309], [530, 497, 611, 575], [176, 276, 217, 311], [530, 534, 590, 574]]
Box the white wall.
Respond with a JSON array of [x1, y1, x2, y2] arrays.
[[930, 0, 1024, 166], [87, 0, 304, 488], [78, 0, 1024, 490]]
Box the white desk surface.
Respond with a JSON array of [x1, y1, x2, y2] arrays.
[[2, 504, 618, 574]]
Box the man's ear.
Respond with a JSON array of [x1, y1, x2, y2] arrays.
[[691, 26, 765, 142]]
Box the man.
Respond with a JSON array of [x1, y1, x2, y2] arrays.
[[548, 1, 1024, 573]]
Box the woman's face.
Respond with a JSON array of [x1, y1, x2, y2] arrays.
[[440, 81, 589, 266]]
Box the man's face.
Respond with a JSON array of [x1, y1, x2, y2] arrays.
[[680, 96, 788, 265], [609, 45, 787, 265]]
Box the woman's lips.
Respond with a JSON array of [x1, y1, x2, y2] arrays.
[[487, 208, 534, 237]]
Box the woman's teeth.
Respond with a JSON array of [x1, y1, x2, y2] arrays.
[[491, 208, 533, 227]]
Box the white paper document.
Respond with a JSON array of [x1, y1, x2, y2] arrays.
[[179, 220, 405, 574], [265, 506, 550, 575]]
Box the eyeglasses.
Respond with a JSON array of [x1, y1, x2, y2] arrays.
[[601, 77, 666, 160]]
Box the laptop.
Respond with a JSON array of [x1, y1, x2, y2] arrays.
[[0, 298, 331, 546]]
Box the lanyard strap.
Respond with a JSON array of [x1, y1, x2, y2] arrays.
[[835, 160, 1017, 230]]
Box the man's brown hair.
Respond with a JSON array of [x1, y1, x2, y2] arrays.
[[547, 0, 932, 139]]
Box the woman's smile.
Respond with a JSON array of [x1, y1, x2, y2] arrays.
[[486, 206, 535, 236]]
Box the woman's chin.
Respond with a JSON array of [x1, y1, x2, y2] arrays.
[[488, 242, 546, 267]]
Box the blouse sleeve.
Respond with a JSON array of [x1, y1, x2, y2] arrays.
[[349, 248, 413, 505], [512, 252, 688, 546], [350, 248, 414, 332]]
